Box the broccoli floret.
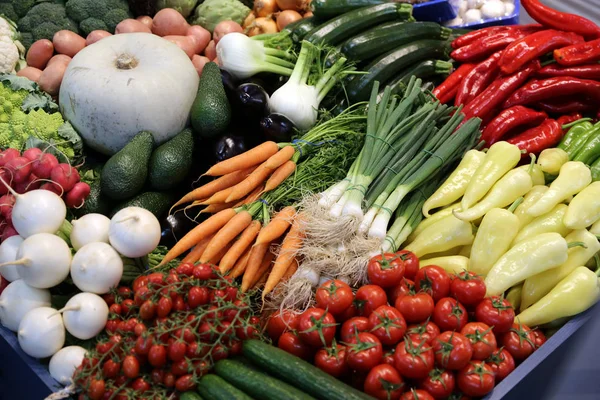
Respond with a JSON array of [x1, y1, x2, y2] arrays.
[[66, 0, 132, 36], [0, 0, 36, 20], [18, 2, 80, 49]]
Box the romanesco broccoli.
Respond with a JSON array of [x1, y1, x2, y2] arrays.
[[66, 0, 132, 36], [18, 2, 80, 49]]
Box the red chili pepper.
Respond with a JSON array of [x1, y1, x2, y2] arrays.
[[506, 119, 564, 155], [433, 64, 475, 104], [450, 30, 529, 63], [554, 38, 600, 66], [498, 30, 584, 75], [451, 26, 515, 49], [521, 0, 600, 40], [504, 76, 600, 108], [455, 52, 502, 106], [536, 63, 600, 80], [557, 113, 583, 126], [535, 96, 595, 115], [462, 60, 541, 123], [481, 106, 548, 146]]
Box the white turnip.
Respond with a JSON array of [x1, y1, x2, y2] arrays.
[[70, 242, 123, 294], [70, 213, 111, 251], [18, 307, 65, 358], [0, 280, 51, 331], [0, 235, 24, 282], [49, 346, 87, 385], [59, 292, 109, 340], [109, 207, 161, 258]]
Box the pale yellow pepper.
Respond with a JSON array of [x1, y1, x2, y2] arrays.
[[538, 148, 569, 176], [405, 215, 474, 258], [406, 203, 462, 244], [514, 185, 549, 229], [506, 284, 523, 311], [420, 247, 463, 260], [512, 204, 571, 245], [564, 182, 600, 230], [518, 163, 545, 186], [419, 256, 469, 275], [458, 244, 472, 258]]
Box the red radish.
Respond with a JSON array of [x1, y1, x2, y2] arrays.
[[32, 153, 59, 179], [213, 21, 243, 44], [50, 164, 80, 193], [0, 149, 20, 167], [40, 182, 63, 196], [0, 171, 11, 195], [205, 40, 217, 60], [186, 25, 211, 54], [5, 157, 32, 184], [0, 194, 15, 218], [152, 9, 189, 37], [0, 225, 17, 242], [0, 276, 8, 295], [192, 55, 210, 76], [64, 182, 91, 208], [22, 148, 43, 162], [15, 174, 41, 194]]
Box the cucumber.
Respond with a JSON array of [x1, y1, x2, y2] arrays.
[[282, 18, 307, 34], [180, 392, 203, 400], [290, 17, 319, 43], [305, 3, 413, 46], [197, 374, 255, 400], [347, 39, 451, 102], [379, 59, 452, 97], [311, 0, 391, 18], [214, 359, 316, 400], [242, 340, 372, 400], [341, 21, 452, 62]]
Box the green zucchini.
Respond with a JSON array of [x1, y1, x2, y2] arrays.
[[347, 39, 451, 102], [282, 18, 308, 34], [180, 392, 203, 400], [342, 21, 452, 62], [291, 17, 319, 43], [214, 359, 316, 400], [305, 3, 414, 46], [311, 0, 391, 18], [197, 374, 254, 400], [380, 59, 452, 97], [242, 340, 372, 400]]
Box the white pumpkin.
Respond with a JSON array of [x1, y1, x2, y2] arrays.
[[59, 33, 200, 155]]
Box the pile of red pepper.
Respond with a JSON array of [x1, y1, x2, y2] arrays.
[[434, 0, 600, 155]]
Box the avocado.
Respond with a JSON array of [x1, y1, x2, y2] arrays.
[[148, 128, 194, 190], [75, 180, 113, 217], [110, 191, 177, 219], [190, 62, 231, 139], [101, 131, 154, 200]]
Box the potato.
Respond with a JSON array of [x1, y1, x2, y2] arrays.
[[39, 56, 70, 96], [191, 55, 210, 76], [204, 40, 217, 60], [136, 16, 153, 30], [213, 21, 243, 44], [26, 39, 54, 70], [152, 9, 189, 37], [85, 30, 112, 46], [162, 35, 196, 59], [53, 30, 86, 57], [187, 25, 211, 54], [17, 67, 43, 83], [115, 19, 152, 34]]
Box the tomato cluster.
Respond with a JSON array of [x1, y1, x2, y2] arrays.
[[267, 252, 546, 400], [74, 263, 262, 400]]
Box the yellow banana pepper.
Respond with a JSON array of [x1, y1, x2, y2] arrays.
[[506, 284, 523, 311], [514, 185, 549, 229], [518, 163, 545, 186], [406, 203, 462, 244], [590, 219, 600, 236], [520, 229, 600, 310], [404, 215, 474, 258], [453, 168, 532, 222], [458, 244, 472, 257], [461, 142, 522, 210], [564, 182, 600, 230], [420, 247, 463, 260], [517, 266, 600, 327], [527, 161, 592, 218], [538, 148, 569, 176], [419, 256, 469, 275], [422, 150, 486, 217], [485, 232, 574, 296], [469, 199, 523, 277], [512, 204, 571, 245]]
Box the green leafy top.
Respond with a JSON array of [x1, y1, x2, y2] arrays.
[[0, 73, 59, 113]]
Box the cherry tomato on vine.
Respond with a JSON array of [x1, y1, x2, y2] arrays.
[[175, 262, 194, 276], [457, 361, 495, 397], [148, 345, 167, 368], [433, 297, 468, 332], [419, 368, 456, 399], [87, 379, 105, 400], [121, 299, 135, 314], [395, 292, 434, 323], [193, 263, 217, 280], [151, 368, 165, 384], [132, 276, 148, 292], [394, 339, 435, 379], [267, 310, 299, 342], [314, 344, 349, 378], [501, 322, 537, 361], [131, 377, 151, 393], [346, 332, 383, 372], [278, 331, 315, 361], [340, 317, 370, 342], [388, 278, 414, 305], [109, 303, 122, 315], [355, 285, 388, 317], [396, 250, 419, 280], [460, 322, 497, 360], [175, 374, 196, 392], [171, 359, 192, 376], [163, 372, 176, 388], [415, 265, 451, 302], [450, 271, 486, 307], [531, 328, 547, 347], [122, 355, 140, 378], [474, 296, 515, 334], [432, 331, 473, 370], [187, 286, 210, 308], [367, 253, 405, 288], [102, 359, 120, 379], [139, 300, 156, 320], [368, 305, 407, 346], [487, 348, 515, 383], [406, 320, 441, 345], [155, 296, 172, 318], [168, 340, 187, 362], [364, 364, 404, 400], [400, 388, 435, 400], [315, 279, 354, 315], [297, 307, 337, 347]]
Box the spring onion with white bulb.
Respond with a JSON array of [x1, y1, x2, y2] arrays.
[[217, 32, 297, 80], [269, 41, 356, 131]]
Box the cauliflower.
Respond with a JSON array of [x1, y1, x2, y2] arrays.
[[18, 2, 80, 49], [0, 16, 25, 73], [65, 0, 132, 36], [190, 0, 251, 33]]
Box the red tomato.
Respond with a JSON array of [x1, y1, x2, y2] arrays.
[[432, 331, 473, 370], [175, 262, 194, 276], [134, 335, 153, 356], [211, 344, 229, 362], [148, 345, 167, 367], [395, 292, 434, 323], [168, 340, 187, 362], [109, 303, 122, 315], [400, 389, 435, 400], [102, 359, 120, 379], [415, 265, 451, 302], [406, 321, 441, 345], [382, 349, 395, 365], [267, 310, 299, 342], [134, 322, 146, 336], [88, 379, 105, 400], [368, 305, 407, 346], [457, 361, 495, 397], [187, 286, 210, 308], [121, 299, 134, 314], [314, 344, 349, 378], [340, 316, 370, 342], [367, 253, 405, 288], [121, 355, 140, 378], [315, 279, 354, 315], [388, 278, 415, 305], [297, 308, 337, 347], [487, 348, 515, 383], [501, 322, 536, 361], [419, 368, 456, 399], [151, 368, 165, 384], [450, 271, 486, 307], [394, 339, 435, 380], [131, 377, 151, 392], [531, 328, 547, 348], [105, 319, 119, 334], [175, 374, 196, 392], [171, 359, 192, 376], [132, 276, 148, 292], [396, 250, 419, 280], [336, 303, 358, 323], [192, 263, 217, 280], [364, 364, 404, 400], [474, 296, 515, 334], [346, 332, 383, 372], [278, 331, 315, 360], [460, 322, 497, 360], [163, 372, 176, 388], [355, 285, 388, 317], [156, 296, 173, 318], [433, 297, 468, 332]]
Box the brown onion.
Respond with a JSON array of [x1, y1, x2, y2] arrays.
[[246, 17, 279, 36], [254, 0, 278, 17], [276, 10, 302, 31], [276, 0, 308, 12]]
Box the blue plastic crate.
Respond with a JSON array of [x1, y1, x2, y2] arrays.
[[447, 0, 521, 29], [413, 0, 458, 24]]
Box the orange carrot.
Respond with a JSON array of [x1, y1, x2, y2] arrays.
[[201, 201, 237, 214], [229, 247, 252, 278], [264, 145, 295, 169], [181, 233, 215, 263], [255, 206, 296, 246], [250, 251, 275, 288], [282, 258, 298, 281], [157, 208, 237, 267], [201, 187, 234, 205], [225, 165, 274, 203], [253, 269, 270, 289], [240, 185, 265, 205], [262, 216, 305, 298], [219, 220, 262, 273], [171, 166, 256, 209], [200, 211, 253, 263], [205, 141, 279, 176], [208, 242, 232, 265], [264, 160, 296, 192], [241, 242, 271, 292]]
